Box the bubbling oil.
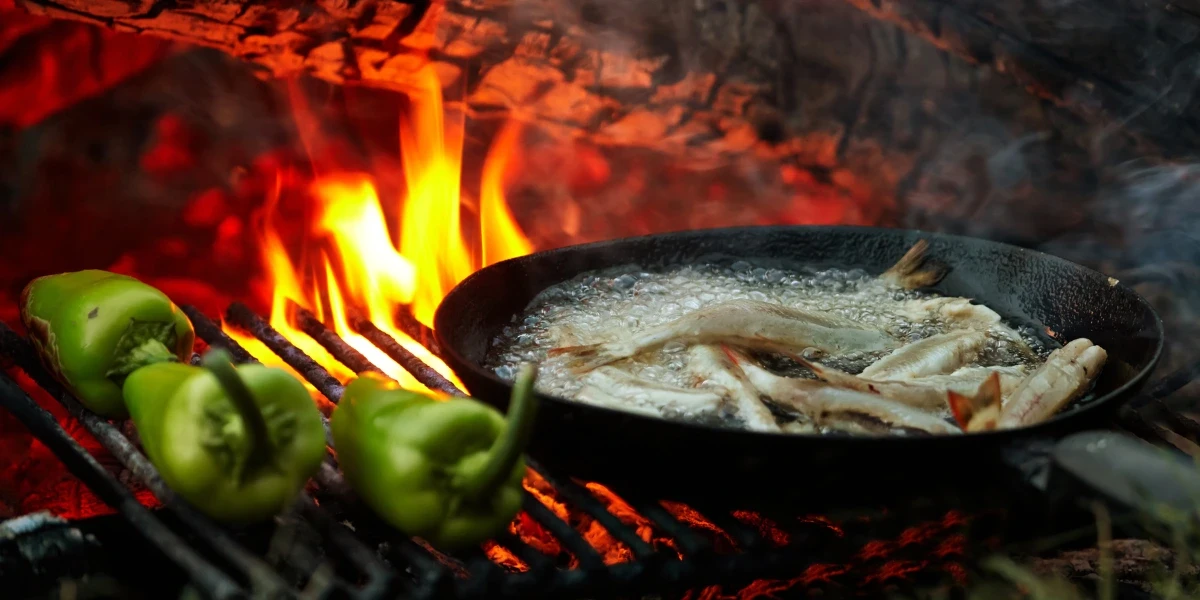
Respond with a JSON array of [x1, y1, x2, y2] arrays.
[[484, 261, 1053, 431]]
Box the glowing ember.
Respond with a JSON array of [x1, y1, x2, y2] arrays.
[[662, 500, 737, 552], [223, 64, 532, 392]]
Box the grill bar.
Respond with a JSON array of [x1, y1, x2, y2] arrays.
[[180, 308, 411, 595], [294, 495, 398, 599], [292, 304, 386, 377], [187, 305, 474, 595], [0, 324, 285, 596], [181, 305, 259, 364], [350, 309, 463, 398], [0, 372, 242, 599], [348, 310, 464, 397], [625, 500, 711, 558], [273, 302, 636, 581], [181, 306, 347, 488], [2, 295, 1164, 598], [491, 531, 556, 574], [395, 309, 441, 356], [520, 494, 607, 571], [524, 462, 657, 560], [224, 302, 346, 402]]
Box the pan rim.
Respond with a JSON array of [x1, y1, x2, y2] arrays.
[[434, 224, 1165, 443]]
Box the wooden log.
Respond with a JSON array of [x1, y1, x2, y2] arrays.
[[15, 0, 1190, 153], [0, 0, 174, 127], [9, 0, 1149, 242]]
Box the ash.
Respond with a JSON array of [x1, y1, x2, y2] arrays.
[[485, 261, 1050, 410]]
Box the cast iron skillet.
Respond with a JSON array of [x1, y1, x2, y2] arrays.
[[434, 226, 1163, 508]]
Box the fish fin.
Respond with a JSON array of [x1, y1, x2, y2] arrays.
[[947, 372, 1003, 432], [881, 240, 949, 289], [946, 390, 974, 429], [789, 354, 877, 392], [548, 343, 620, 373], [717, 344, 756, 381], [719, 344, 744, 365]]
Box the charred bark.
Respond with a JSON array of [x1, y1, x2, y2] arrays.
[[0, 1, 173, 127], [15, 0, 1192, 154], [9, 0, 1157, 241]]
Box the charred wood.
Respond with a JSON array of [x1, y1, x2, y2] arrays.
[[7, 0, 1161, 243], [0, 1, 173, 127]]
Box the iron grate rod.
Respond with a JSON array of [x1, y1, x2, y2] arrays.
[[621, 495, 712, 559], [395, 309, 441, 357], [184, 306, 337, 448], [525, 460, 656, 560], [287, 306, 615, 579], [295, 494, 397, 599], [0, 324, 289, 596], [184, 308, 408, 594], [218, 304, 465, 586], [292, 304, 386, 377], [6, 319, 395, 598], [520, 494, 606, 571], [490, 531, 556, 575], [224, 302, 345, 402], [703, 511, 769, 552], [182, 305, 259, 364], [348, 309, 464, 397], [0, 372, 243, 599]]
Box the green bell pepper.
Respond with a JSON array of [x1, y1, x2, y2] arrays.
[[332, 364, 539, 549], [20, 270, 195, 417], [123, 349, 327, 523]]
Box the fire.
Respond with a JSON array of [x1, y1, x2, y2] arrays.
[[223, 64, 532, 391]]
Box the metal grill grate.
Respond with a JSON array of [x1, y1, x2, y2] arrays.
[[1, 301, 1192, 599]]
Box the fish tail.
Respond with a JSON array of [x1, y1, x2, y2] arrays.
[[947, 372, 1003, 432], [549, 343, 621, 373], [946, 390, 974, 430], [882, 239, 949, 290]]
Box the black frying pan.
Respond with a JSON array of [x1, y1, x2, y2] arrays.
[[434, 226, 1163, 508]]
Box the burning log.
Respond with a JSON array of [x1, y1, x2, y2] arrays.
[[7, 0, 1163, 241], [0, 0, 173, 127], [14, 0, 1184, 154], [0, 0, 1081, 146]]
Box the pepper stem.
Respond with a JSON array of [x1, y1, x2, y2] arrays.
[[200, 349, 274, 478], [105, 320, 182, 380], [459, 363, 540, 500]]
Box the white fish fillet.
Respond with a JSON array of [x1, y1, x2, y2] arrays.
[[898, 297, 1003, 330], [859, 330, 988, 380], [898, 297, 1033, 355], [576, 367, 724, 418], [907, 365, 1028, 402], [550, 300, 896, 373], [797, 356, 956, 411], [996, 338, 1107, 429], [737, 360, 960, 435], [686, 345, 780, 432]]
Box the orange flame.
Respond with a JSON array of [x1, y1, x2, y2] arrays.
[[223, 64, 532, 391]]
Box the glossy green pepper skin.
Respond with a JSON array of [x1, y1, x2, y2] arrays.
[[332, 365, 539, 550], [20, 270, 195, 417], [123, 350, 327, 524]]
